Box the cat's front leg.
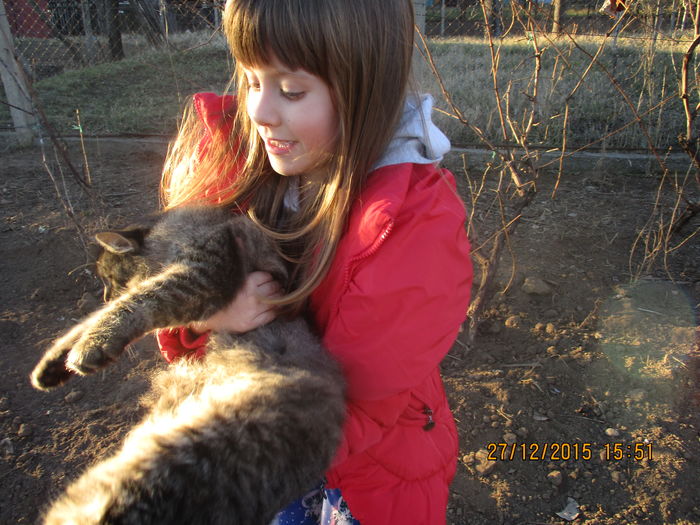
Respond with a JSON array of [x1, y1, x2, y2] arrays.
[[64, 298, 151, 375], [66, 266, 229, 375]]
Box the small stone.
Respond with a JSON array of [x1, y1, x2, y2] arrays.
[[611, 471, 624, 483], [474, 449, 497, 476], [515, 427, 529, 438], [545, 323, 557, 335], [503, 432, 517, 445], [547, 470, 563, 486], [475, 461, 496, 476], [505, 315, 520, 328], [64, 390, 84, 403], [474, 449, 489, 461], [533, 412, 549, 421], [461, 453, 475, 465], [17, 423, 32, 438], [522, 277, 553, 295], [605, 427, 620, 438], [0, 437, 14, 456]]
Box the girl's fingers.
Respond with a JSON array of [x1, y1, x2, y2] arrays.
[[257, 280, 282, 299], [189, 272, 281, 334], [248, 271, 282, 299], [251, 308, 277, 327], [248, 271, 276, 286]]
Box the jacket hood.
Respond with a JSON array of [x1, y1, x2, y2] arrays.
[[372, 94, 450, 170]]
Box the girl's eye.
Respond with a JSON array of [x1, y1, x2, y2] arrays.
[[248, 80, 261, 91], [281, 89, 304, 101]]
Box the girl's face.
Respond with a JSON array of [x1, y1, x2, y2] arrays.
[[243, 57, 338, 181]]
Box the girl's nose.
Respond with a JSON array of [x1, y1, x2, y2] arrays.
[[247, 89, 281, 128]]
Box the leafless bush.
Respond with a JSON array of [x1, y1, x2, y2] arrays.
[[416, 0, 699, 352]]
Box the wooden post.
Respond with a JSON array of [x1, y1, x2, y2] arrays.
[[80, 0, 98, 63], [441, 0, 446, 37], [0, 0, 37, 145]]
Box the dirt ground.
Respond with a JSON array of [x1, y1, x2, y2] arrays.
[[0, 139, 698, 524]]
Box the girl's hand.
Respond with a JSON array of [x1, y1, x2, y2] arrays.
[[189, 272, 281, 334]]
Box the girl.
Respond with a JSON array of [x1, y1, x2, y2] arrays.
[[158, 0, 473, 523]]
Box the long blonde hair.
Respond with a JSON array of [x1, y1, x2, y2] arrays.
[[161, 0, 415, 312]]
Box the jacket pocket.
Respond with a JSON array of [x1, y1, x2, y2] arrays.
[[365, 391, 458, 481]]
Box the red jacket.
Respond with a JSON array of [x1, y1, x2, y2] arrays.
[[157, 93, 473, 524]]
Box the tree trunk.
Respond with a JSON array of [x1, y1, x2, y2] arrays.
[[106, 0, 124, 60], [552, 0, 563, 35], [482, 0, 502, 37], [131, 0, 166, 47]]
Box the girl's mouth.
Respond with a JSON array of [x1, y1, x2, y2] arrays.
[[265, 138, 296, 155]]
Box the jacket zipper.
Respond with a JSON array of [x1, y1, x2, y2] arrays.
[[336, 219, 395, 311]]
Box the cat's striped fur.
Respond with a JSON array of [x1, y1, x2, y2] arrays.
[[30, 206, 346, 525]]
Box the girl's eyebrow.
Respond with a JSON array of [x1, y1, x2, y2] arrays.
[[244, 63, 313, 82]]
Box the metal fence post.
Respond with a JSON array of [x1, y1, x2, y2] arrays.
[[0, 0, 37, 145], [414, 0, 426, 35]]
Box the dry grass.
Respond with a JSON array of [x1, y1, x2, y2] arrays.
[[2, 30, 697, 151], [414, 33, 696, 151]]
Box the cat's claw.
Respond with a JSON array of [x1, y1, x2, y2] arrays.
[[30, 347, 75, 390]]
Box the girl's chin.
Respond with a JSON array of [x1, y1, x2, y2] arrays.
[[268, 157, 310, 177], [269, 163, 303, 177], [267, 154, 328, 181]]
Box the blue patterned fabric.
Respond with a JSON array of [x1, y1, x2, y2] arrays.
[[270, 482, 360, 525]]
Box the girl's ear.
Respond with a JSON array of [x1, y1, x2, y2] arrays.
[[95, 230, 144, 254]]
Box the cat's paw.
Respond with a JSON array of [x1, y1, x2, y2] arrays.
[[31, 324, 88, 390], [65, 331, 128, 375], [30, 346, 75, 390]]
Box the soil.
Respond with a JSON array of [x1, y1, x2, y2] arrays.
[[0, 139, 698, 524]]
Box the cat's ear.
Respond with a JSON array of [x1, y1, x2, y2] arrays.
[[95, 231, 142, 254]]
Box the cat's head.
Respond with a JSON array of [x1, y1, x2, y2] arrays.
[[94, 227, 150, 301]]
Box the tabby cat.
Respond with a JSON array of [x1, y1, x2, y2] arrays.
[[30, 206, 346, 525]]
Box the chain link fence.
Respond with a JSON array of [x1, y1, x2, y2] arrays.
[[423, 0, 696, 38], [1, 0, 223, 136], [3, 0, 221, 78], [1, 0, 698, 140]]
